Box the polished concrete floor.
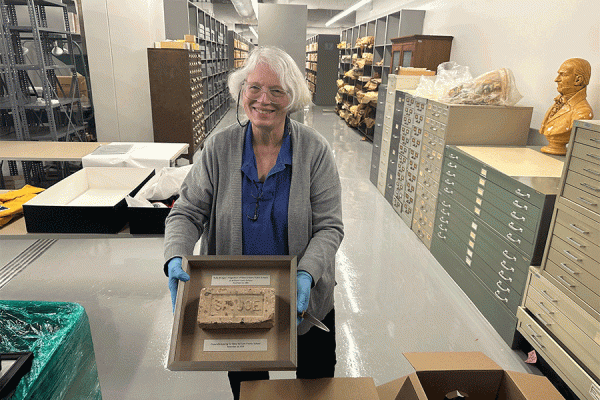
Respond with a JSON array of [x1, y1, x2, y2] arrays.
[[0, 105, 539, 399]]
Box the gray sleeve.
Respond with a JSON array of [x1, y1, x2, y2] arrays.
[[297, 140, 344, 284], [163, 143, 215, 273]]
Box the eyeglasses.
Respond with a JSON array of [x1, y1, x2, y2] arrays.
[[246, 184, 263, 221], [243, 82, 289, 103]]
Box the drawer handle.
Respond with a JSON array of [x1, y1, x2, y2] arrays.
[[440, 216, 449, 224], [438, 224, 447, 232], [425, 168, 432, 173], [586, 153, 600, 161], [494, 290, 509, 303], [443, 187, 454, 195], [499, 270, 512, 282], [506, 233, 521, 244], [427, 155, 435, 160], [510, 211, 525, 221], [569, 223, 589, 235], [560, 262, 578, 276], [515, 188, 531, 198], [500, 260, 515, 272], [577, 196, 597, 206], [442, 201, 451, 207], [503, 250, 517, 261], [441, 209, 450, 216], [557, 275, 575, 288], [448, 154, 459, 160], [526, 325, 546, 349], [580, 182, 600, 192], [563, 249, 581, 262], [431, 127, 438, 131], [583, 167, 600, 176], [496, 280, 510, 293], [447, 162, 457, 169], [590, 138, 600, 144], [446, 171, 456, 177], [508, 222, 523, 232], [437, 231, 447, 239], [565, 236, 585, 248], [539, 302, 553, 315], [512, 200, 528, 210], [535, 313, 552, 327], [444, 179, 455, 186], [541, 290, 558, 303]]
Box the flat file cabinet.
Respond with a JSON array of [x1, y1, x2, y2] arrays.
[[518, 120, 600, 400], [369, 85, 388, 187], [412, 101, 533, 248], [430, 145, 563, 346]]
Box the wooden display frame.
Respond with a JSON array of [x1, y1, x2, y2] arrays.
[[168, 255, 297, 371]]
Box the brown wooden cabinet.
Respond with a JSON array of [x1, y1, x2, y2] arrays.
[[390, 35, 453, 74]]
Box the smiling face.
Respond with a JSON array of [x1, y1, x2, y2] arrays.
[[242, 63, 290, 134]]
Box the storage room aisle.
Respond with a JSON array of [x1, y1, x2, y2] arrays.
[[0, 105, 539, 399]]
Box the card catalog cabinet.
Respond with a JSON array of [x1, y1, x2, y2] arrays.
[[518, 120, 600, 400], [430, 145, 562, 346], [411, 101, 534, 248]]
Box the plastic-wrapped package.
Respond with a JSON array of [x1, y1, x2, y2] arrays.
[[441, 67, 523, 106], [414, 61, 473, 100], [0, 301, 102, 399]]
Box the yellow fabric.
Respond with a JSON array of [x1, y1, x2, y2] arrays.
[[0, 184, 44, 227]]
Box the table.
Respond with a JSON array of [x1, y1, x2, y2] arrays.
[[0, 141, 106, 162]]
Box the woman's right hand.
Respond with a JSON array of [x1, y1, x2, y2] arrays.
[[167, 257, 190, 312]]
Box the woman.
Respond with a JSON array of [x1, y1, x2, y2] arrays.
[[163, 46, 344, 399]]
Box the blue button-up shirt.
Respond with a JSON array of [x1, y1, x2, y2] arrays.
[[241, 121, 292, 255]]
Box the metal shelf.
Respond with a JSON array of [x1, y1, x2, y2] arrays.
[[5, 0, 66, 7]]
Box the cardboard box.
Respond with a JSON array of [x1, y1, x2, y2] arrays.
[[240, 377, 380, 400], [184, 34, 196, 43], [378, 352, 564, 400], [168, 256, 297, 371], [3, 175, 26, 190], [56, 74, 88, 100], [22, 167, 154, 233]]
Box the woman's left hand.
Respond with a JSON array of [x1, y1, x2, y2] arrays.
[[296, 270, 313, 325]]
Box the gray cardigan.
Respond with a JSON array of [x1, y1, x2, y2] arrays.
[[163, 119, 344, 335]]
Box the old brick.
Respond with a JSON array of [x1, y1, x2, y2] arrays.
[[197, 287, 276, 329]]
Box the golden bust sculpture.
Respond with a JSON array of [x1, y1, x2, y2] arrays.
[[540, 58, 593, 155]]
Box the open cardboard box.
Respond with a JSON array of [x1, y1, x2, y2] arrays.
[[168, 256, 297, 371], [22, 167, 154, 233], [240, 377, 380, 400], [377, 352, 564, 400]]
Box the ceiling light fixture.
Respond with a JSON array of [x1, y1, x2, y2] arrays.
[[325, 0, 372, 27], [230, 0, 255, 19], [249, 26, 258, 39]]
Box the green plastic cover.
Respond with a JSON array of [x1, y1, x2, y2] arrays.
[[0, 301, 102, 399]]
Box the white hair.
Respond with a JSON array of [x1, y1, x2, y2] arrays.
[[228, 46, 311, 113]]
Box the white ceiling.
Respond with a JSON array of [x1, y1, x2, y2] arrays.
[[201, 0, 358, 41]]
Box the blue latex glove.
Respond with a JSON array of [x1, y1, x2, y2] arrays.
[[296, 270, 313, 325], [167, 257, 190, 313]]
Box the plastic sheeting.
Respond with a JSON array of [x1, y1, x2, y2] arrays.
[[0, 301, 102, 399]]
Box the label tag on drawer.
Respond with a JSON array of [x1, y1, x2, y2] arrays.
[[471, 222, 478, 231], [467, 249, 473, 258], [469, 240, 475, 249], [479, 177, 486, 186], [474, 206, 481, 216], [590, 383, 600, 400], [477, 187, 484, 196], [470, 231, 476, 240], [476, 197, 482, 206], [481, 168, 487, 177], [465, 257, 472, 266]]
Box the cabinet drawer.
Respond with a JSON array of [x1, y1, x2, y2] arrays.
[[411, 124, 424, 141], [414, 97, 427, 115], [554, 204, 600, 257], [565, 170, 600, 206], [413, 224, 433, 248], [425, 100, 449, 125], [445, 146, 483, 177], [573, 140, 600, 164], [528, 269, 600, 346], [547, 241, 600, 294], [432, 237, 519, 346], [574, 127, 600, 151], [423, 130, 445, 155], [475, 186, 542, 233], [393, 91, 405, 122], [525, 286, 600, 380], [413, 112, 425, 129], [545, 259, 600, 312], [424, 117, 447, 138], [551, 223, 600, 279], [563, 182, 600, 215], [470, 251, 523, 313], [478, 205, 536, 251], [418, 168, 441, 197], [421, 144, 444, 170], [569, 155, 600, 182], [517, 306, 600, 400]]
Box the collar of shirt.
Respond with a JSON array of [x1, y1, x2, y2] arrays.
[[241, 118, 292, 182]]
